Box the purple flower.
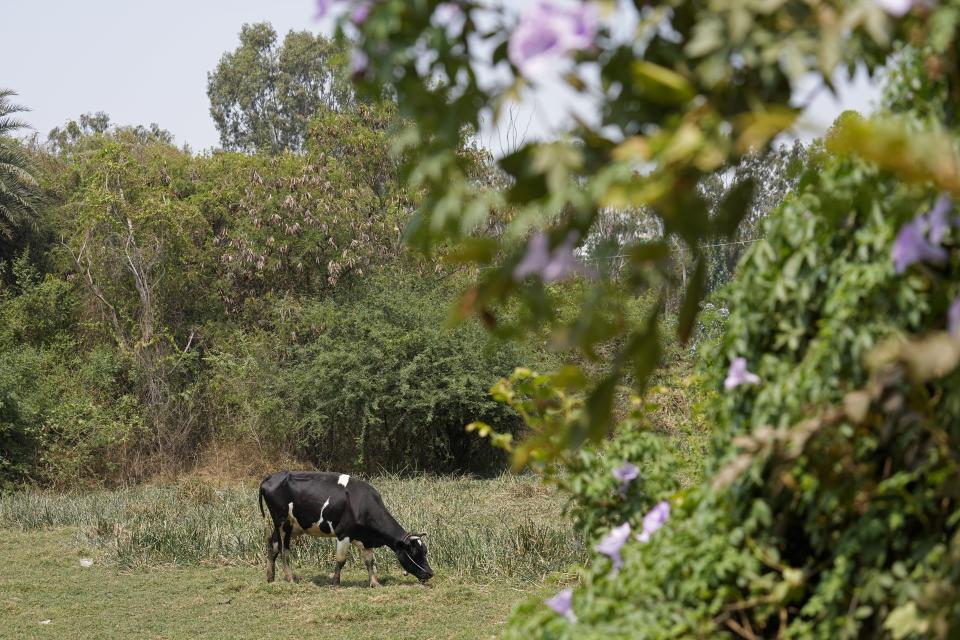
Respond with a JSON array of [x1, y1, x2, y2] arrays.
[[351, 49, 369, 78], [595, 522, 631, 573], [612, 462, 639, 497], [434, 2, 462, 23], [350, 1, 372, 24], [927, 194, 953, 244], [560, 2, 598, 50], [636, 500, 670, 543], [892, 218, 948, 273], [508, 1, 598, 78], [950, 296, 960, 336], [514, 233, 550, 280], [315, 0, 341, 18], [513, 231, 589, 283], [508, 17, 563, 78], [874, 0, 917, 16], [545, 588, 577, 623], [724, 357, 760, 390]]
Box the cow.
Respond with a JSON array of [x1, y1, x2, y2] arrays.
[[258, 471, 433, 587]]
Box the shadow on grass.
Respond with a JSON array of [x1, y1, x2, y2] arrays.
[[300, 574, 401, 588]]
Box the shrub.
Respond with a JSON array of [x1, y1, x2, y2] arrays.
[[505, 145, 960, 637], [206, 274, 550, 474]]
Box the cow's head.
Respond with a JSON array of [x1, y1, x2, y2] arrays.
[[396, 533, 433, 582]]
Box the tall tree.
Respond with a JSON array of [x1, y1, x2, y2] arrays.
[[0, 90, 37, 243], [207, 23, 352, 154], [48, 112, 175, 154]]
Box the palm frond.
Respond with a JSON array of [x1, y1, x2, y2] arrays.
[[0, 89, 38, 240]]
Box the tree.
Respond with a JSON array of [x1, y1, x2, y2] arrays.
[[55, 129, 209, 475], [0, 90, 38, 245], [47, 113, 174, 155], [207, 22, 352, 153]]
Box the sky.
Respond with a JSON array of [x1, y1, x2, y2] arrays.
[[1, 0, 881, 154]]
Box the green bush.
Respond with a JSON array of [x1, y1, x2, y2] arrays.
[[505, 142, 960, 637], [206, 274, 550, 474], [0, 252, 146, 488]]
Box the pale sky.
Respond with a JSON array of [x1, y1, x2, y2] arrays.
[[1, 1, 880, 153]]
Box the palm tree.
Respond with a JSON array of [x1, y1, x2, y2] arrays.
[[0, 89, 37, 239]]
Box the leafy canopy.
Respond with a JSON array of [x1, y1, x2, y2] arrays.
[[207, 23, 353, 153]]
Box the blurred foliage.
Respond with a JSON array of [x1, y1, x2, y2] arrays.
[[334, 1, 960, 636], [505, 49, 960, 637], [342, 0, 919, 462]]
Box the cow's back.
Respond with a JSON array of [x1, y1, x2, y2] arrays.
[[261, 471, 370, 538]]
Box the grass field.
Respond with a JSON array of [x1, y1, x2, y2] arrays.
[[0, 474, 581, 639]]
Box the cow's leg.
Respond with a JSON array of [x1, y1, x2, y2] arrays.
[[359, 544, 379, 588], [266, 527, 281, 583], [280, 521, 295, 583], [331, 537, 350, 586]]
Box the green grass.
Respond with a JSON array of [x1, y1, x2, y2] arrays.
[[0, 528, 559, 639], [0, 474, 582, 638]]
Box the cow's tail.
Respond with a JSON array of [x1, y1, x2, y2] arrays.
[[258, 486, 266, 519]]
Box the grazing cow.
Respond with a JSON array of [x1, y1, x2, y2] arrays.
[[258, 471, 433, 587]]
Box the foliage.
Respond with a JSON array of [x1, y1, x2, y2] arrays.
[[49, 129, 211, 472], [0, 84, 515, 483], [207, 274, 545, 473], [207, 22, 353, 153], [329, 4, 960, 634], [0, 253, 144, 488], [47, 112, 174, 154], [0, 89, 38, 251], [341, 0, 914, 463], [477, 365, 681, 538], [504, 142, 960, 637], [200, 102, 408, 310]]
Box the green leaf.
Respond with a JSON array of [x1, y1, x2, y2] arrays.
[[444, 237, 498, 264], [630, 61, 695, 104], [712, 177, 756, 237], [884, 602, 929, 640], [677, 257, 706, 345], [586, 375, 618, 443]]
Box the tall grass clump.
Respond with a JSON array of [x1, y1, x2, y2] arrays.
[[0, 474, 584, 579]]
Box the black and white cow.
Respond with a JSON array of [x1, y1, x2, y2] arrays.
[[258, 471, 433, 587]]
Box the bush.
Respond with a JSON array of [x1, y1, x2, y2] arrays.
[[505, 144, 960, 637], [0, 254, 147, 488], [206, 273, 550, 474]]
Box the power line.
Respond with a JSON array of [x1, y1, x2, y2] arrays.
[[581, 237, 763, 262], [470, 236, 763, 271]]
